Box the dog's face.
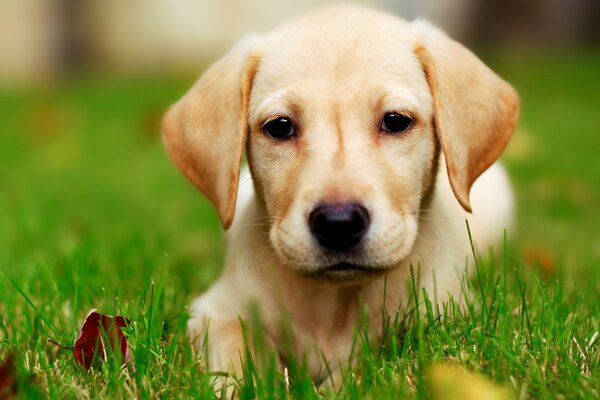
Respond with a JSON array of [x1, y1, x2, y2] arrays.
[[162, 7, 518, 283], [247, 17, 436, 280]]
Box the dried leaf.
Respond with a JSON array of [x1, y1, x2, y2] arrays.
[[426, 362, 513, 400], [523, 245, 556, 275], [0, 354, 17, 400], [72, 309, 130, 370]]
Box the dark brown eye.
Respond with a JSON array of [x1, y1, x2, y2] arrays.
[[381, 112, 413, 134], [262, 117, 296, 140]]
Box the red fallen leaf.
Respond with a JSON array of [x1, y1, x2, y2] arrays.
[[0, 354, 17, 399], [72, 309, 130, 370]]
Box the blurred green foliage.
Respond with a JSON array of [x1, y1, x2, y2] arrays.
[[497, 51, 600, 254], [0, 75, 224, 295]]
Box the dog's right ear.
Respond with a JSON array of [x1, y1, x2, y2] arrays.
[[162, 38, 261, 229]]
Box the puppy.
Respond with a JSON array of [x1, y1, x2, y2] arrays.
[[162, 6, 518, 384]]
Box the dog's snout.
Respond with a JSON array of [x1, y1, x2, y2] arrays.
[[308, 203, 370, 252]]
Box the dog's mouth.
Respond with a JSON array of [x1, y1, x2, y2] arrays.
[[305, 262, 387, 283]]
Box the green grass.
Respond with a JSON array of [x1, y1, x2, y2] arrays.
[[0, 50, 599, 398]]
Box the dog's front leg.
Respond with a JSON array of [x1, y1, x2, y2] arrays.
[[186, 283, 254, 399], [188, 316, 246, 374], [187, 278, 279, 393], [188, 309, 252, 398]]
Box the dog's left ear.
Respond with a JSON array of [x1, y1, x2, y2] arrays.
[[412, 21, 519, 212], [162, 38, 261, 229]]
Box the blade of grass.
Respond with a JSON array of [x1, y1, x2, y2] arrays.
[[1, 268, 59, 338]]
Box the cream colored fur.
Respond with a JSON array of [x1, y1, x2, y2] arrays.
[[162, 6, 519, 387]]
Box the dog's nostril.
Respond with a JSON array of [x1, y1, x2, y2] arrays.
[[308, 203, 370, 252]]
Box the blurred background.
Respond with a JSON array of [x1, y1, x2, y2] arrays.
[[1, 0, 600, 82], [1, 0, 599, 287]]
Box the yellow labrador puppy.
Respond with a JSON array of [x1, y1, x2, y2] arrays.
[[163, 6, 518, 382]]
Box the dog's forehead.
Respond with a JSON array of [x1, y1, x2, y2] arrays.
[[252, 7, 428, 111]]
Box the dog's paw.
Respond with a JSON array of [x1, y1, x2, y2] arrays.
[[211, 374, 240, 399], [188, 313, 247, 374]]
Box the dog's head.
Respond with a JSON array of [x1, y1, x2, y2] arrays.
[[162, 7, 519, 283]]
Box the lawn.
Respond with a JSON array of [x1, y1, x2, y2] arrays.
[[0, 50, 599, 399]]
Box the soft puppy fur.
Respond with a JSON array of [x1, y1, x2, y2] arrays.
[[162, 6, 518, 383]]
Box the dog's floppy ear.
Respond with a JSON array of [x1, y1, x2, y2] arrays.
[[412, 21, 519, 212], [162, 38, 261, 229]]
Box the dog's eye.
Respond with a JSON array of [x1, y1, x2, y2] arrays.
[[381, 113, 413, 134], [262, 117, 296, 140]]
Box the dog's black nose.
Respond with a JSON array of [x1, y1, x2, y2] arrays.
[[308, 203, 370, 252]]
